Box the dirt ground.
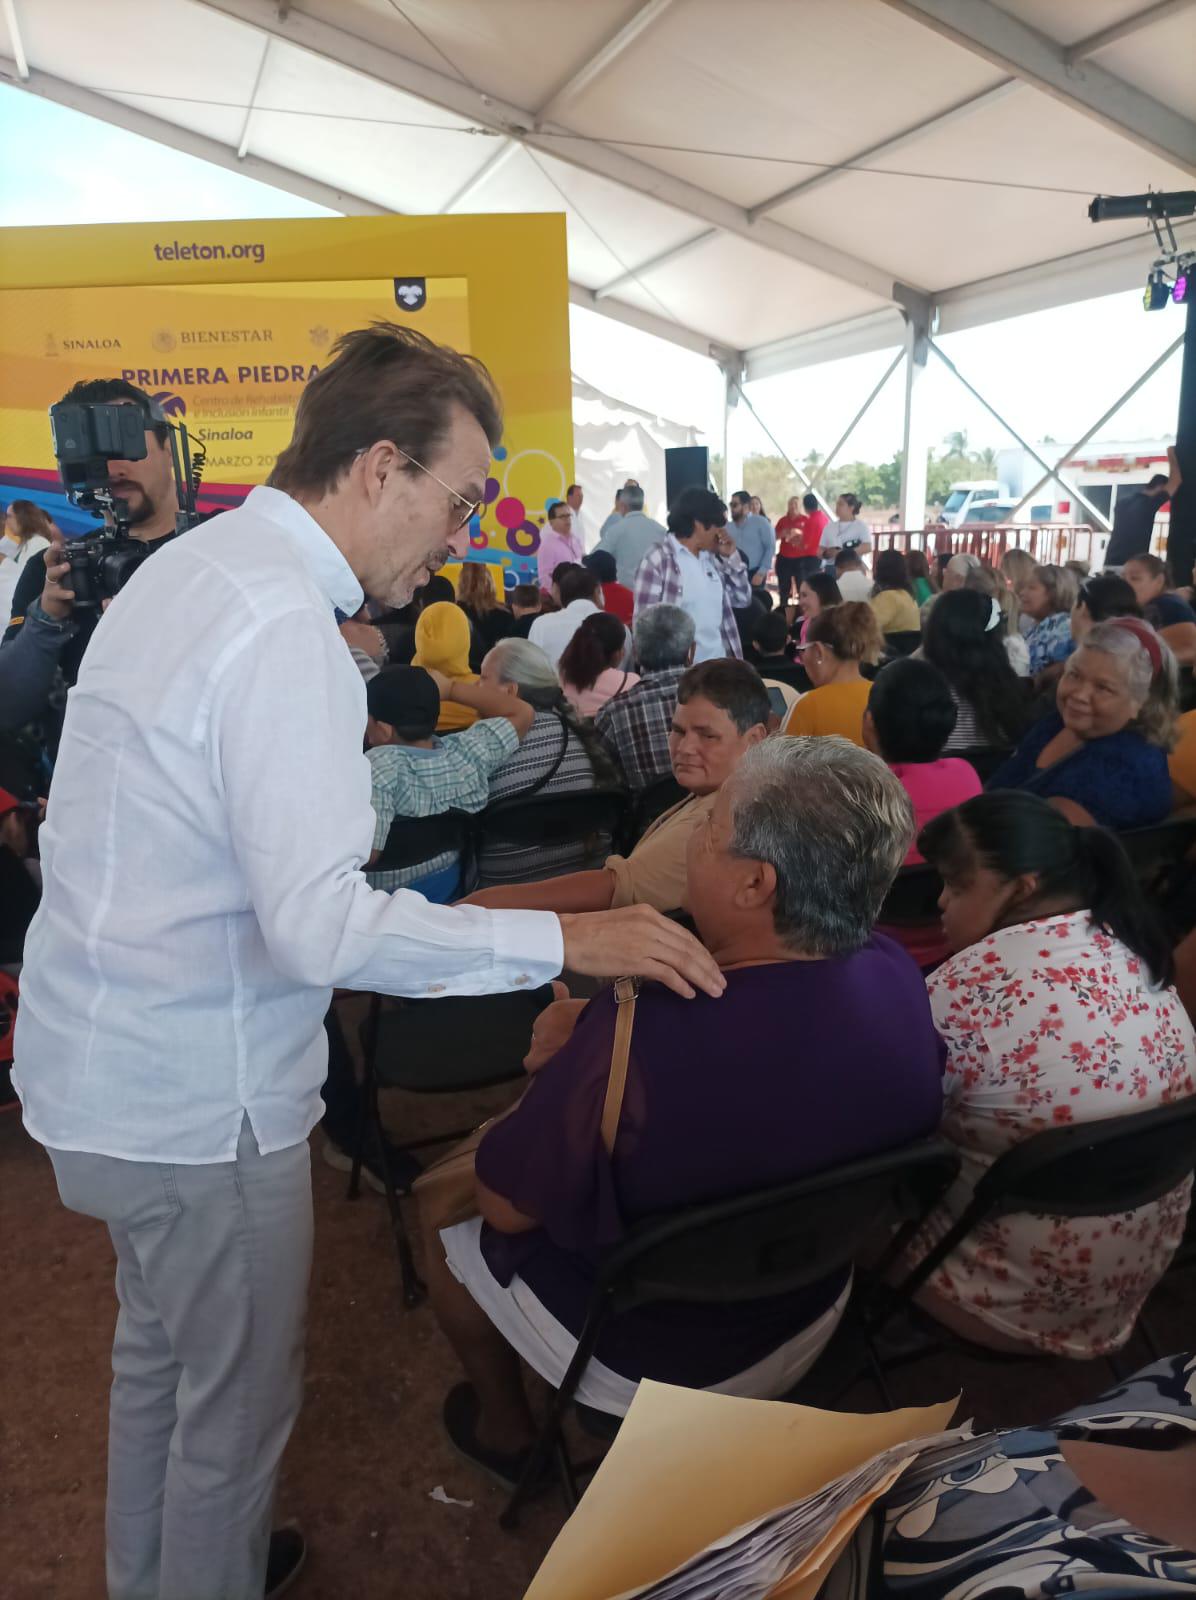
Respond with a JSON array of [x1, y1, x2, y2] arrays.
[[4, 1079, 1193, 1600]]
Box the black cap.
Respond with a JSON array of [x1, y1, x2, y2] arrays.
[[366, 665, 441, 738]]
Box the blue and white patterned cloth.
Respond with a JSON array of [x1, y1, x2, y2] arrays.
[[1025, 609, 1075, 675], [825, 1353, 1196, 1597]]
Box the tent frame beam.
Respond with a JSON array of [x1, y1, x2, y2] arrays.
[[878, 0, 1196, 172], [193, 0, 910, 304], [1007, 335, 1185, 519], [0, 54, 733, 367]]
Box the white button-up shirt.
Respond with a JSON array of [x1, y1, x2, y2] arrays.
[[527, 597, 600, 668], [14, 486, 564, 1164]]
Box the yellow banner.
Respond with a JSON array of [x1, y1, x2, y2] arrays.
[[0, 215, 573, 586]]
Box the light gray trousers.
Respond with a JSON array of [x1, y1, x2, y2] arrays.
[[48, 1116, 313, 1600]]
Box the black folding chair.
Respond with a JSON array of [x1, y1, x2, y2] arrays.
[[627, 775, 687, 845], [349, 983, 554, 1308], [1117, 817, 1196, 939], [371, 809, 470, 889], [953, 746, 1012, 784], [500, 1136, 959, 1528], [877, 863, 942, 926], [882, 631, 922, 659], [868, 1096, 1196, 1374], [470, 786, 629, 888]]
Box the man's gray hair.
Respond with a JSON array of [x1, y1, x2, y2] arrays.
[[634, 604, 695, 671], [621, 484, 645, 512], [946, 552, 982, 579], [725, 737, 914, 956], [483, 637, 559, 694]]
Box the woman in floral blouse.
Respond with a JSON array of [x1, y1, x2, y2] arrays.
[[1017, 561, 1080, 676], [904, 791, 1196, 1358]]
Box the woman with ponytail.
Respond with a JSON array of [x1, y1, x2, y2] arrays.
[[902, 790, 1196, 1359], [558, 612, 639, 717]]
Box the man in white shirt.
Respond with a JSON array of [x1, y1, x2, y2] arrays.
[[528, 561, 602, 667], [14, 326, 721, 1600], [565, 481, 591, 548]]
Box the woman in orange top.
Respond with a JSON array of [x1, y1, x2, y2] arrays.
[[782, 602, 881, 745]]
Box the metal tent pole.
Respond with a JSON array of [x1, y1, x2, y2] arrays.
[[1170, 294, 1196, 586], [1007, 334, 1184, 521]]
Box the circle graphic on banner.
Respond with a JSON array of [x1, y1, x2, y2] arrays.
[[503, 449, 564, 521], [495, 496, 526, 530], [507, 520, 541, 555]]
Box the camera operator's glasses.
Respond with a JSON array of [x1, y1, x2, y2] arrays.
[[364, 447, 483, 531]]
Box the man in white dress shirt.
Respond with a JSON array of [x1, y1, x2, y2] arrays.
[[527, 561, 602, 667], [13, 325, 722, 1600]]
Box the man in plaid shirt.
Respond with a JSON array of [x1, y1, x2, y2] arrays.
[[631, 487, 752, 661], [594, 604, 695, 790]]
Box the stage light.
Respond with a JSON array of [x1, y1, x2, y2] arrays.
[[1144, 268, 1171, 310], [1175, 270, 1190, 304]]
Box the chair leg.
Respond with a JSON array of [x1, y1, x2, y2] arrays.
[[348, 994, 382, 1202], [501, 1317, 605, 1530], [370, 1064, 426, 1310]]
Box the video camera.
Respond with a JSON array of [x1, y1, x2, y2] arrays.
[[48, 399, 204, 611]]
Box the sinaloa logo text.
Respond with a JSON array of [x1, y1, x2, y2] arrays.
[[199, 428, 253, 441], [63, 337, 123, 350]]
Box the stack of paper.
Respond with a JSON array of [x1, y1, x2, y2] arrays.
[[525, 1383, 961, 1600]]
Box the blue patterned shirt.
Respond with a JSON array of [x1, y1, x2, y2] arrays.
[[1025, 610, 1074, 675]]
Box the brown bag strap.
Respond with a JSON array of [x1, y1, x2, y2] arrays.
[[600, 976, 638, 1155]]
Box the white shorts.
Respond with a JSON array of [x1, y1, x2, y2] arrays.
[[441, 1217, 850, 1417]]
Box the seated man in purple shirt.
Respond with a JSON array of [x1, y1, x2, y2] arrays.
[[419, 735, 945, 1485]]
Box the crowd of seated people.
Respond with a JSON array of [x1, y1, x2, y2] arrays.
[[463, 659, 770, 919], [558, 612, 638, 717], [593, 603, 695, 791], [421, 737, 945, 1479]]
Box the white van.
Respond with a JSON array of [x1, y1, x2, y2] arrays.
[[940, 481, 1001, 527]]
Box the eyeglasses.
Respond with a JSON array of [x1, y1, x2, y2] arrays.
[[359, 445, 484, 532]]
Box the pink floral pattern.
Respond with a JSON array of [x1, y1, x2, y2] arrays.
[[907, 912, 1196, 1356]]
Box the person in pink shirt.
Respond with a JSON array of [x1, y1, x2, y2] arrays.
[[558, 612, 640, 718], [864, 657, 982, 863], [537, 501, 584, 592]]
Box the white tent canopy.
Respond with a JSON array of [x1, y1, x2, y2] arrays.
[[572, 374, 700, 534], [3, 0, 1193, 385]]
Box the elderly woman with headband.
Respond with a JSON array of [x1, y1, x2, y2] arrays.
[[988, 617, 1179, 829]]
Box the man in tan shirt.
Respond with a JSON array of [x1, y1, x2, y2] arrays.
[[462, 660, 770, 917]]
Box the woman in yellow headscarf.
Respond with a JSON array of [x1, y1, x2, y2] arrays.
[[413, 601, 479, 732]]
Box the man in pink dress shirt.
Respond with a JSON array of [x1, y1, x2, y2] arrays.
[[537, 500, 584, 591]]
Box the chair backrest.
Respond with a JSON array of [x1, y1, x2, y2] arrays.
[[954, 746, 1012, 783], [630, 775, 687, 843], [1116, 816, 1196, 875], [474, 786, 628, 853], [883, 631, 922, 659], [373, 810, 470, 872], [372, 985, 554, 1093], [976, 1096, 1196, 1221], [877, 862, 943, 926], [599, 1137, 960, 1316]]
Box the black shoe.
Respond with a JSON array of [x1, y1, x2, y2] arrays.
[[265, 1528, 306, 1597], [442, 1383, 550, 1494]]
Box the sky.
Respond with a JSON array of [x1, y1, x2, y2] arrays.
[[0, 81, 1185, 476]]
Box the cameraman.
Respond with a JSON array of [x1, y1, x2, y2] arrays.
[[12, 322, 722, 1600], [3, 378, 180, 660]]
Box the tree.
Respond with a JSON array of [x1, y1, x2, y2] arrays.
[[942, 429, 968, 457], [975, 445, 998, 474]]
